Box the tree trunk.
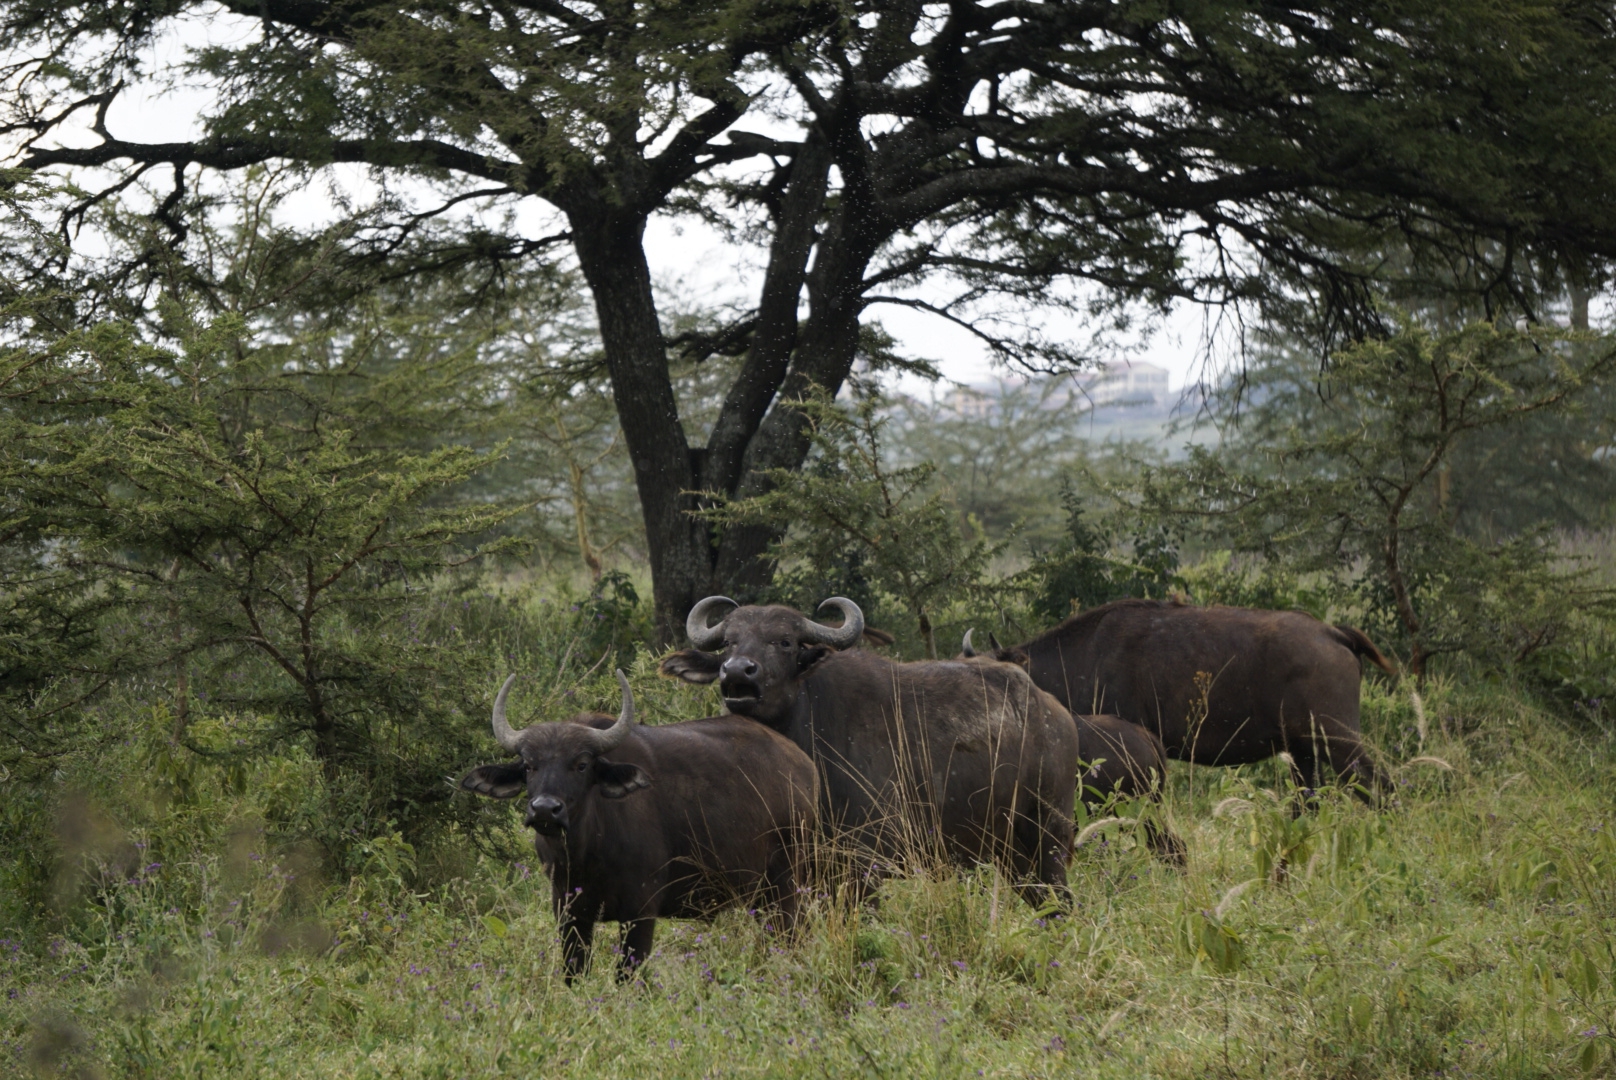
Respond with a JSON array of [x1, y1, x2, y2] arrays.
[[570, 209, 712, 645], [567, 456, 603, 581], [1383, 513, 1426, 682], [564, 175, 882, 643], [700, 135, 832, 500], [563, 152, 885, 643], [711, 211, 879, 596]]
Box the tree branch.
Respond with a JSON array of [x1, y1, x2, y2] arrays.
[[21, 135, 523, 186]]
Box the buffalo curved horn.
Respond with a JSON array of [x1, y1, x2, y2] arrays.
[[961, 628, 977, 657], [586, 669, 637, 753], [988, 631, 1005, 652], [686, 595, 737, 650], [803, 597, 864, 649], [490, 674, 522, 752]]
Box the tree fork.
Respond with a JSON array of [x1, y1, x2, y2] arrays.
[[713, 214, 881, 596]]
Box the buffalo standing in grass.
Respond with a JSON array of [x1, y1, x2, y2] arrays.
[[1000, 599, 1395, 795], [961, 630, 1184, 863], [460, 671, 816, 981], [662, 598, 1078, 906]]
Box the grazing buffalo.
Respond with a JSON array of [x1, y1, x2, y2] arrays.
[[460, 671, 816, 981], [1000, 599, 1395, 795], [961, 630, 1184, 863], [661, 598, 1078, 906]]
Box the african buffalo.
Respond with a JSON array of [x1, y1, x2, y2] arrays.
[[961, 630, 1184, 863], [661, 598, 1078, 906], [1000, 598, 1395, 794], [460, 671, 816, 981]]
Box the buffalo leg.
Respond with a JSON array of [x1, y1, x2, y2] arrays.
[[1130, 768, 1186, 866], [764, 846, 801, 934], [838, 843, 888, 910], [1013, 796, 1072, 910], [552, 881, 598, 983], [558, 916, 595, 983], [1323, 726, 1383, 802], [1281, 743, 1325, 821], [1144, 819, 1187, 866], [618, 918, 656, 980], [1289, 716, 1383, 803]]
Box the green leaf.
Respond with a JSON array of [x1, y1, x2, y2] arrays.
[[1347, 993, 1374, 1034], [1567, 949, 1602, 999], [1578, 1037, 1605, 1075]]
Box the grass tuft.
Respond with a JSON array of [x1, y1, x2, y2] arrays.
[[4, 675, 1616, 1077]]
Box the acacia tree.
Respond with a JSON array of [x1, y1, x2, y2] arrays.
[[7, 1, 1616, 643], [1128, 323, 1616, 678]]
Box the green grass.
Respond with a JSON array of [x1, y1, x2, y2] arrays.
[[5, 676, 1616, 1079]]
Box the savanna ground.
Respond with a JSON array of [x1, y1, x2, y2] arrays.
[[4, 629, 1615, 1080]]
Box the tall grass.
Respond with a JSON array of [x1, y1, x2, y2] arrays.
[[5, 668, 1614, 1078]]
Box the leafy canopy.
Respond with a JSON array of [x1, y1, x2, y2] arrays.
[[702, 387, 999, 658], [9, 0, 1616, 641], [1125, 322, 1616, 677]]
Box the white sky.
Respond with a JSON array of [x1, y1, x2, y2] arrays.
[[638, 214, 1222, 397], [38, 12, 1231, 398], [25, 10, 1611, 403]]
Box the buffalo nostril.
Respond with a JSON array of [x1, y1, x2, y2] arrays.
[[722, 657, 759, 678]]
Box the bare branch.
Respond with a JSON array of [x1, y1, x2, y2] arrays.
[[21, 135, 522, 186]]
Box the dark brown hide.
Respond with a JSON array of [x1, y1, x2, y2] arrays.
[[1074, 713, 1184, 863], [663, 604, 1078, 905], [462, 710, 815, 981], [957, 638, 1183, 863], [1013, 599, 1393, 794]]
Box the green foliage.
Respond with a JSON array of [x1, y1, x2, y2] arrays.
[[1021, 483, 1184, 624], [0, 259, 642, 867], [16, 0, 1616, 635], [1176, 551, 1332, 619], [703, 388, 1000, 658], [1127, 322, 1616, 676], [1178, 906, 1247, 974], [5, 666, 1615, 1078], [1446, 379, 1616, 537], [1, 301, 522, 748], [891, 378, 1097, 546], [0, 170, 677, 869], [1524, 613, 1616, 726], [572, 570, 653, 668]]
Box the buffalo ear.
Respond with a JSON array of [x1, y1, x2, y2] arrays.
[[997, 647, 1031, 670], [797, 644, 831, 675], [461, 763, 526, 799], [660, 649, 722, 684], [594, 759, 651, 799], [861, 627, 895, 647]]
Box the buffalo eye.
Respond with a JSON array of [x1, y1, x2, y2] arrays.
[[778, 638, 793, 650], [572, 756, 590, 773]]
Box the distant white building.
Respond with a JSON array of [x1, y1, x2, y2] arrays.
[[941, 383, 1001, 420], [1081, 360, 1170, 407], [934, 361, 1181, 420]]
